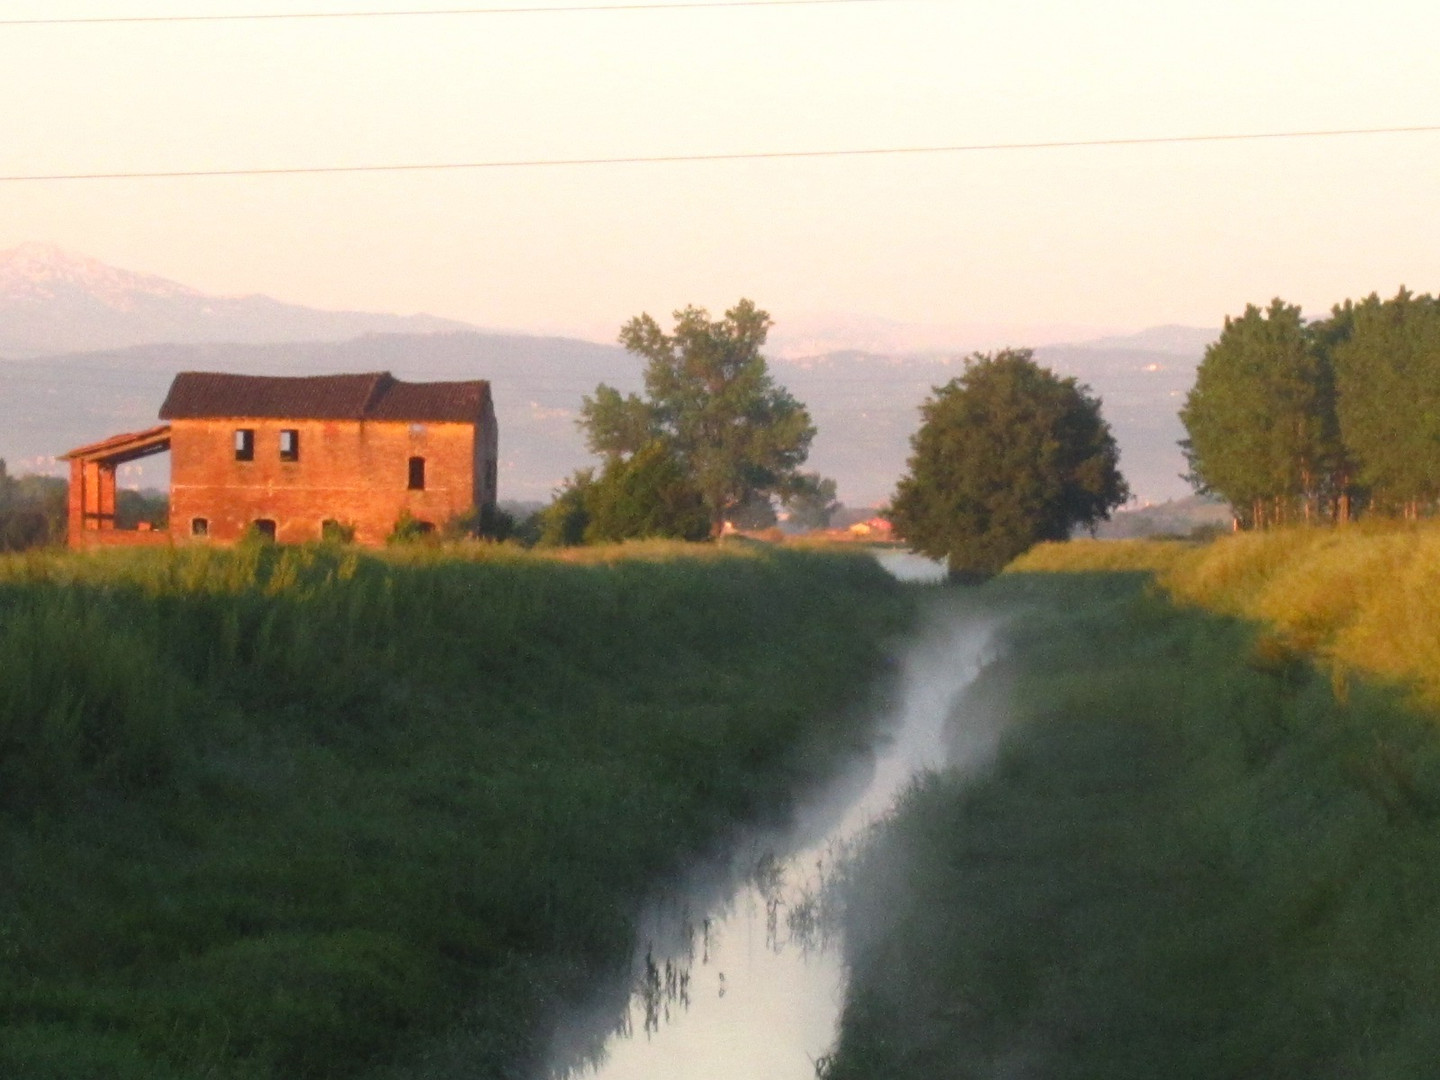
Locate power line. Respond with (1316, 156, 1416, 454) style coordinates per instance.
(0, 0, 907, 27)
(3, 124, 1438, 183)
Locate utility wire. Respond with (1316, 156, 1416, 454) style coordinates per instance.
(3, 124, 1438, 183)
(0, 0, 907, 26)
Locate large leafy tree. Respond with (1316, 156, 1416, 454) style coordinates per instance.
(579, 300, 817, 535)
(1180, 299, 1346, 526)
(1330, 288, 1440, 517)
(889, 349, 1128, 578)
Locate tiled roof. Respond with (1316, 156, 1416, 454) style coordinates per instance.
(158, 372, 490, 423)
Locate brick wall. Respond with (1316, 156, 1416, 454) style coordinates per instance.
(170, 417, 487, 546)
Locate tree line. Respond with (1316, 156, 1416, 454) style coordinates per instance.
(1181, 288, 1440, 526)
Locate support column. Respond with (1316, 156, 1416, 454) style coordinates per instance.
(68, 459, 85, 547)
(97, 463, 116, 530)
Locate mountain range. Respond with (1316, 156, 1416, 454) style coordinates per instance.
(0, 243, 473, 356)
(0, 244, 1215, 507)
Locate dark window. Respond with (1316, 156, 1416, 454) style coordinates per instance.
(279, 429, 300, 462)
(253, 519, 277, 540)
(234, 429, 254, 462)
(408, 456, 426, 491)
(191, 517, 209, 537)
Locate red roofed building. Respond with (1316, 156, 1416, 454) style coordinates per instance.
(62, 371, 497, 548)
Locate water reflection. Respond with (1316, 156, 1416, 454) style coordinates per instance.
(871, 549, 947, 583)
(541, 558, 994, 1080)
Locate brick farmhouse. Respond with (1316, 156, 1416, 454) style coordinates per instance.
(62, 371, 497, 548)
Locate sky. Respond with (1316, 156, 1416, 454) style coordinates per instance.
(3, 0, 1439, 345)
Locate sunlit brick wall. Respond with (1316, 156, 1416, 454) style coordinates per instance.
(169, 417, 484, 545)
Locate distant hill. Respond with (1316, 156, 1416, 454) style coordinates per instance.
(1067, 325, 1219, 357)
(1092, 495, 1232, 539)
(0, 243, 477, 356)
(0, 244, 1218, 507)
(778, 329, 1216, 508)
(1, 333, 636, 501)
(1, 332, 1215, 508)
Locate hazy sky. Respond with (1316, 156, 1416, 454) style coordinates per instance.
(4, 0, 1439, 343)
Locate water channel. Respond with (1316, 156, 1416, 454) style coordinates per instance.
(540, 551, 1002, 1080)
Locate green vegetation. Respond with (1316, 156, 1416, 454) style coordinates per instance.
(0, 541, 912, 1078)
(0, 461, 67, 551)
(1181, 287, 1440, 525)
(535, 443, 711, 547)
(888, 349, 1128, 578)
(577, 300, 829, 537)
(825, 570, 1440, 1079)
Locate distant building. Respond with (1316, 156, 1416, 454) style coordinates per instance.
(848, 516, 894, 540)
(62, 371, 497, 548)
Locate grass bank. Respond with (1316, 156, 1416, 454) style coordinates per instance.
(1013, 522, 1440, 702)
(0, 541, 913, 1079)
(825, 571, 1440, 1079)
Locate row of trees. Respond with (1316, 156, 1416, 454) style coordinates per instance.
(1181, 288, 1440, 525)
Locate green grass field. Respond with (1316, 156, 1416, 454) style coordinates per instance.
(0, 541, 914, 1078)
(825, 570, 1440, 1079)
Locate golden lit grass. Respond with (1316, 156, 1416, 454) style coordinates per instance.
(1007, 538, 1197, 574)
(1008, 523, 1440, 704)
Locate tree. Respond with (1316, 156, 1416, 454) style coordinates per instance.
(1180, 299, 1347, 526)
(579, 300, 816, 535)
(583, 441, 710, 543)
(1330, 288, 1440, 517)
(781, 472, 840, 530)
(889, 349, 1128, 578)
(535, 469, 596, 547)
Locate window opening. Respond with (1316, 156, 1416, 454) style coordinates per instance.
(253, 519, 277, 540)
(279, 429, 300, 462)
(191, 517, 209, 537)
(408, 456, 426, 491)
(234, 428, 254, 461)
